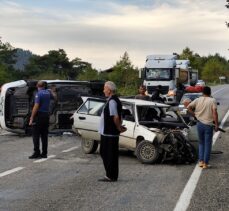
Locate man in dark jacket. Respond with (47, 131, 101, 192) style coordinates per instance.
(151, 85, 164, 102)
(98, 81, 126, 182)
(28, 81, 51, 159)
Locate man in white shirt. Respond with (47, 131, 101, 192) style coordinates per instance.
(187, 86, 218, 169)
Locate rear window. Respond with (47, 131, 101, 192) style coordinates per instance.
(78, 99, 105, 116)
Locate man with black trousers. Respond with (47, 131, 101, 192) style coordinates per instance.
(28, 80, 51, 159)
(98, 81, 126, 182)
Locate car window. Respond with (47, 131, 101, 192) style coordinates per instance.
(137, 106, 162, 121)
(78, 99, 105, 116)
(181, 94, 201, 104)
(122, 103, 134, 120)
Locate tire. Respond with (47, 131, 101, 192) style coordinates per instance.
(81, 139, 98, 154)
(136, 140, 159, 164)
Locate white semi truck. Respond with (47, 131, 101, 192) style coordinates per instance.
(140, 54, 198, 104)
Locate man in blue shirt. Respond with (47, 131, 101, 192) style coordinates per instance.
(29, 81, 51, 159)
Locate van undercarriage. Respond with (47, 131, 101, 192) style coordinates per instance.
(3, 80, 104, 134)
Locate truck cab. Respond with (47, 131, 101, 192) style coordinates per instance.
(142, 55, 177, 95)
(140, 55, 193, 105)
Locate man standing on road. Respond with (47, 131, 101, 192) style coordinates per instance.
(98, 81, 126, 182)
(28, 81, 51, 159)
(151, 85, 165, 103)
(187, 86, 219, 169)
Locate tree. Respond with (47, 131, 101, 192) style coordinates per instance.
(71, 57, 92, 80)
(0, 38, 16, 65)
(201, 54, 229, 83)
(24, 49, 72, 79)
(77, 68, 99, 80)
(0, 38, 17, 82)
(108, 52, 140, 95)
(179, 47, 207, 77)
(0, 63, 10, 84)
(44, 49, 71, 78)
(179, 47, 194, 61)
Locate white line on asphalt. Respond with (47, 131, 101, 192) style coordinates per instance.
(0, 132, 12, 136)
(0, 167, 24, 178)
(212, 87, 227, 96)
(212, 110, 229, 145)
(62, 146, 79, 153)
(33, 155, 56, 163)
(173, 109, 229, 211)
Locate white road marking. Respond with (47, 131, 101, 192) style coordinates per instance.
(33, 155, 56, 163)
(62, 146, 79, 153)
(173, 109, 229, 211)
(212, 87, 227, 96)
(0, 167, 24, 178)
(212, 110, 229, 145)
(0, 131, 13, 136)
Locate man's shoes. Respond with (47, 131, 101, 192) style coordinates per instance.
(98, 176, 117, 182)
(202, 163, 211, 169)
(40, 154, 47, 158)
(199, 161, 204, 167)
(28, 153, 41, 159)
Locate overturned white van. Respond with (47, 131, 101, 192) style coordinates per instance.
(0, 80, 104, 134)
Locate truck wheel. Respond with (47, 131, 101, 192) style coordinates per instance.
(136, 140, 159, 164)
(81, 139, 98, 154)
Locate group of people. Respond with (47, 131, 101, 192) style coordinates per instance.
(28, 80, 219, 183)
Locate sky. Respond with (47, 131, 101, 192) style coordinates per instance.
(1, 0, 229, 70)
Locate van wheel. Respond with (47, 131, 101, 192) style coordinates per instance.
(81, 139, 98, 154)
(136, 140, 159, 164)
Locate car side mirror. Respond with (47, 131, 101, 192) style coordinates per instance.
(124, 115, 135, 122)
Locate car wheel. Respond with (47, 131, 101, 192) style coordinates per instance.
(81, 139, 98, 154)
(136, 140, 159, 164)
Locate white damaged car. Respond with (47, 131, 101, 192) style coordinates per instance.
(73, 97, 198, 164)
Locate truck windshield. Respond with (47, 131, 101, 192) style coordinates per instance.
(145, 68, 171, 80)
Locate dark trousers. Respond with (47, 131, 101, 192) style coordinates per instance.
(100, 135, 119, 181)
(32, 112, 49, 155)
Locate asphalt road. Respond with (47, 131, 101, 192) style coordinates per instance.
(0, 84, 228, 211)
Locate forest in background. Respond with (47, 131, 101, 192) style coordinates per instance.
(0, 38, 228, 95)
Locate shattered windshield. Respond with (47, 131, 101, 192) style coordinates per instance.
(145, 68, 171, 80)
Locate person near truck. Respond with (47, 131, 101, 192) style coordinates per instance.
(98, 81, 126, 182)
(151, 85, 165, 103)
(135, 85, 150, 101)
(187, 86, 219, 169)
(28, 81, 51, 159)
